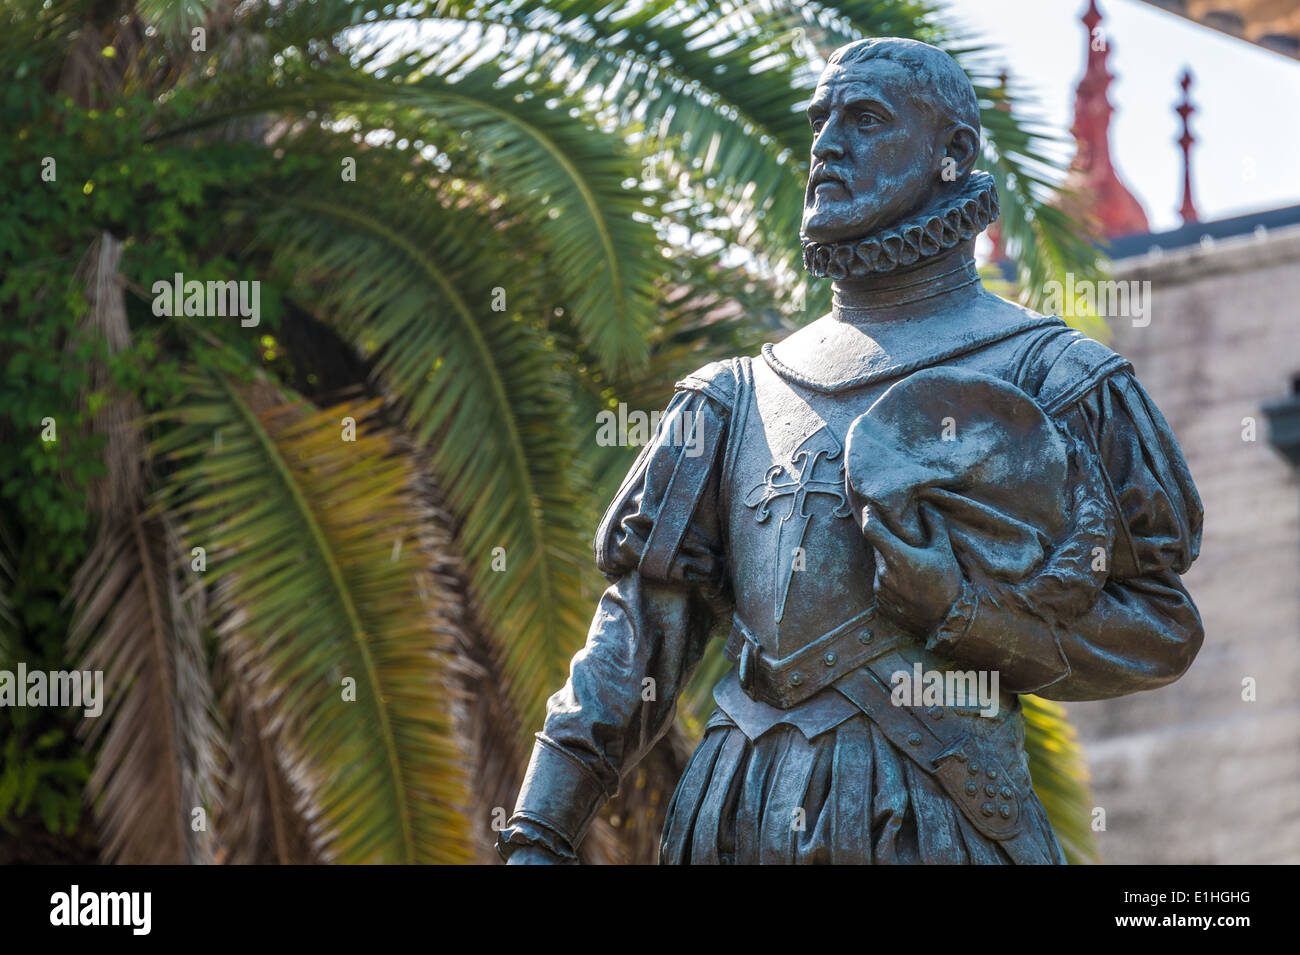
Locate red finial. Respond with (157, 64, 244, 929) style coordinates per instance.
(1082, 0, 1102, 34)
(1065, 0, 1150, 238)
(1176, 69, 1200, 225)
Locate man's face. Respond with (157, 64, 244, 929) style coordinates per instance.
(802, 59, 946, 244)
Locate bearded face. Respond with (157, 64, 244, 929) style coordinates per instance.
(801, 58, 956, 245)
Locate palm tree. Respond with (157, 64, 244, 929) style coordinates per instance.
(0, 0, 1101, 864)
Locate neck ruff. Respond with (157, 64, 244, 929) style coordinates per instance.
(801, 171, 999, 280)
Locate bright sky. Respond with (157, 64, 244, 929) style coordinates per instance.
(946, 0, 1300, 232)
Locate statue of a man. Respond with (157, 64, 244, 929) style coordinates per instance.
(498, 37, 1203, 865)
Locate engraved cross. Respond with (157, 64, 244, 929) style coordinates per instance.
(744, 428, 852, 622)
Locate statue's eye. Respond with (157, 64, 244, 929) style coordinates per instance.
(857, 111, 882, 129)
(810, 117, 826, 134)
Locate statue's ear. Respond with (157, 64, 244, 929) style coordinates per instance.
(939, 123, 980, 182)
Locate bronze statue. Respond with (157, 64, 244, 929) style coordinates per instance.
(498, 37, 1203, 865)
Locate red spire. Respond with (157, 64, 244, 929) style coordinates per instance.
(1065, 0, 1149, 238)
(1176, 69, 1200, 225)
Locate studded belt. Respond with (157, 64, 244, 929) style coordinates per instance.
(722, 606, 914, 709)
(722, 609, 1027, 844)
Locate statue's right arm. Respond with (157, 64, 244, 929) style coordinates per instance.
(498, 366, 737, 863)
(925, 364, 1204, 700)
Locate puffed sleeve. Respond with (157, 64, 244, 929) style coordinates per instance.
(931, 359, 1204, 700)
(497, 363, 736, 861)
(1036, 370, 1204, 699)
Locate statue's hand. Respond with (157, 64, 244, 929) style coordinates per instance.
(983, 437, 1116, 623)
(861, 508, 963, 631)
(505, 844, 573, 865)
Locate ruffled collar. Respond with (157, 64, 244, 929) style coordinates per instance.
(801, 170, 999, 280)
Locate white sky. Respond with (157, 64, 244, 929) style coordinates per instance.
(946, 0, 1300, 232)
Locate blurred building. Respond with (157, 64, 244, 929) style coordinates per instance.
(1044, 0, 1300, 863)
(1144, 0, 1300, 60)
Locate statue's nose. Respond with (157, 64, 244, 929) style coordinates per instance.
(812, 124, 846, 161)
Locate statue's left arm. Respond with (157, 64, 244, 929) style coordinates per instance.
(930, 354, 1204, 701)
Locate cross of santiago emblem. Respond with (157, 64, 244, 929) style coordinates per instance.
(743, 426, 852, 623)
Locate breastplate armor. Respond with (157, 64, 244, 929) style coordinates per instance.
(721, 319, 1061, 669)
(726, 359, 886, 660)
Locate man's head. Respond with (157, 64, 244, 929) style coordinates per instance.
(801, 38, 982, 244)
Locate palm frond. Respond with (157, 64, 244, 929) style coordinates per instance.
(256, 184, 592, 740)
(154, 61, 663, 374)
(678, 638, 734, 739)
(1022, 694, 1100, 864)
(175, 0, 1107, 333)
(409, 1, 813, 267)
(403, 439, 526, 864)
(212, 648, 323, 865)
(975, 93, 1107, 328)
(156, 373, 472, 863)
(134, 0, 222, 41)
(67, 510, 221, 863)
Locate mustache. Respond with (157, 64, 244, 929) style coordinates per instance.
(809, 165, 849, 188)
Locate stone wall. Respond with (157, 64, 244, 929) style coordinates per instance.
(1061, 224, 1300, 863)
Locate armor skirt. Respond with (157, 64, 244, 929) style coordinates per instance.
(660, 710, 1065, 865)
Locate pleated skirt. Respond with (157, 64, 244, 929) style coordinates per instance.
(660, 710, 1065, 865)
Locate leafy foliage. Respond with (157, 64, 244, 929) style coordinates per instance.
(1022, 695, 1099, 865)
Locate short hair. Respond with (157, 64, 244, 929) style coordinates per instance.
(823, 38, 981, 144)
